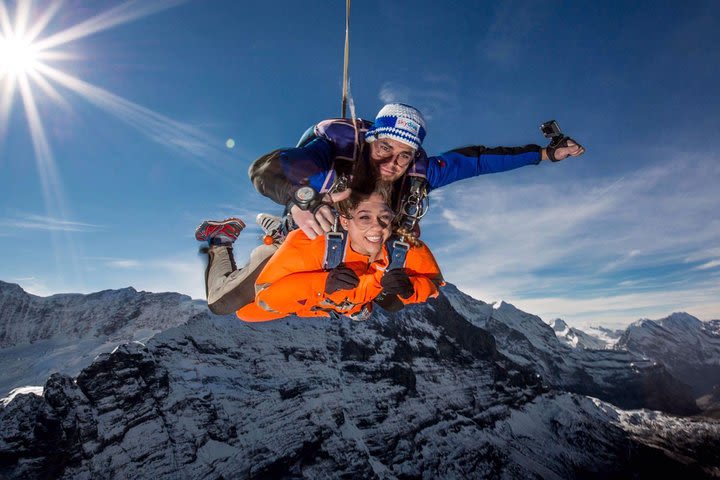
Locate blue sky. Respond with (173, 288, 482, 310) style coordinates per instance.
(1, 0, 718, 329)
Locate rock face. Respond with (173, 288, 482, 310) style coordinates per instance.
(1, 283, 719, 478)
(617, 312, 720, 397)
(0, 280, 205, 396)
(442, 285, 700, 415)
(0, 281, 203, 347)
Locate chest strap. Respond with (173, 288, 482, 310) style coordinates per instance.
(323, 231, 347, 270)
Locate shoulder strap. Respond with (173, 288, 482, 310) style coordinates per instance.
(385, 237, 410, 270)
(323, 231, 347, 270)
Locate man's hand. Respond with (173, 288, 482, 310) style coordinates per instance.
(543, 138, 586, 162)
(291, 189, 352, 239)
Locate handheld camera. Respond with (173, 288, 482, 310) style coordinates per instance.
(540, 120, 566, 148)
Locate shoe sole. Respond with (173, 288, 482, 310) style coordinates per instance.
(195, 218, 245, 242)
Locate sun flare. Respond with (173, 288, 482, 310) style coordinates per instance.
(0, 34, 39, 76)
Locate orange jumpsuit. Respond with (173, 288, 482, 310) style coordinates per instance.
(236, 229, 444, 322)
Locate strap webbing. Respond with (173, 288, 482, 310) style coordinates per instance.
(323, 231, 346, 270)
(387, 239, 409, 270)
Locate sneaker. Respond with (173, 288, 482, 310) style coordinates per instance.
(195, 218, 245, 245)
(256, 213, 285, 244)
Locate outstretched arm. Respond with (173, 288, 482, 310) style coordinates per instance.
(425, 137, 585, 191)
(425, 144, 542, 190)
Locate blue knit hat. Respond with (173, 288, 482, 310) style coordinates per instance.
(365, 103, 427, 150)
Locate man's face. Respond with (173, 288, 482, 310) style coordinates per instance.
(369, 137, 416, 182)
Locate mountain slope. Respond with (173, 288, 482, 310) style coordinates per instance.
(2, 300, 718, 479)
(442, 285, 699, 415)
(0, 280, 205, 396)
(550, 318, 620, 349)
(618, 313, 720, 396)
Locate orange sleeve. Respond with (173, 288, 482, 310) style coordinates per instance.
(400, 243, 445, 305)
(251, 230, 329, 315)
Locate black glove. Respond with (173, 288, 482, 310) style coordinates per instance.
(374, 292, 405, 312)
(546, 136, 582, 162)
(325, 265, 360, 294)
(381, 269, 414, 299)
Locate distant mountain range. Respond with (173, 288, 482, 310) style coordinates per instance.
(1, 280, 718, 479)
(549, 318, 623, 350)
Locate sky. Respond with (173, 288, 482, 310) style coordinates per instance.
(1, 0, 719, 330)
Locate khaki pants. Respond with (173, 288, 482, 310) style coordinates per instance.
(204, 243, 278, 315)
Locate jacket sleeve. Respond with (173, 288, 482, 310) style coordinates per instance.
(251, 230, 329, 315)
(425, 145, 542, 191)
(248, 138, 335, 205)
(399, 243, 445, 305)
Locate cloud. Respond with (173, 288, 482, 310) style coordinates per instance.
(425, 153, 720, 327)
(128, 256, 206, 299)
(106, 259, 141, 269)
(696, 259, 720, 270)
(377, 75, 460, 121)
(503, 282, 720, 330)
(0, 214, 101, 232)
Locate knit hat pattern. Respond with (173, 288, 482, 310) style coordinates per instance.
(365, 103, 427, 150)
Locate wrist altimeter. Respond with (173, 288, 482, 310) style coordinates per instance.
(291, 186, 322, 211)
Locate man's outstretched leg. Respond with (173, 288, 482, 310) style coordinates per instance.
(196, 216, 282, 315)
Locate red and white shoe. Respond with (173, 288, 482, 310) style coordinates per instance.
(195, 218, 245, 245)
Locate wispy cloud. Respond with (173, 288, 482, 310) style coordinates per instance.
(377, 75, 460, 121)
(0, 214, 101, 232)
(107, 259, 141, 269)
(426, 152, 720, 327)
(506, 282, 720, 330)
(695, 259, 720, 271)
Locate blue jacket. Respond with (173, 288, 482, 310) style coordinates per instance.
(249, 134, 542, 205)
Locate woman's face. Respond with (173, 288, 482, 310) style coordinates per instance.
(340, 193, 394, 259)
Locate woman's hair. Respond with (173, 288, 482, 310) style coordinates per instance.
(335, 181, 392, 218)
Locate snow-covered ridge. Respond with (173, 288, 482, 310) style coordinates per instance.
(1, 290, 718, 478)
(617, 311, 720, 397)
(0, 280, 205, 347)
(0, 280, 207, 397)
(548, 318, 623, 350)
(1, 281, 719, 478)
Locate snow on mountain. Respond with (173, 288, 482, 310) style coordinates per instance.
(1, 281, 718, 478)
(0, 280, 206, 397)
(442, 284, 699, 415)
(549, 318, 612, 350)
(584, 325, 624, 347)
(1, 296, 718, 479)
(617, 312, 720, 397)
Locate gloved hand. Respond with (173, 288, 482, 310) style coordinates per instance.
(290, 189, 353, 239)
(325, 265, 360, 294)
(381, 269, 414, 299)
(546, 137, 585, 162)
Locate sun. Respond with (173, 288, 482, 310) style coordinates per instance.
(0, 34, 39, 76)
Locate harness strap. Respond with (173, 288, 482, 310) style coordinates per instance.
(386, 239, 410, 270)
(323, 231, 346, 270)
